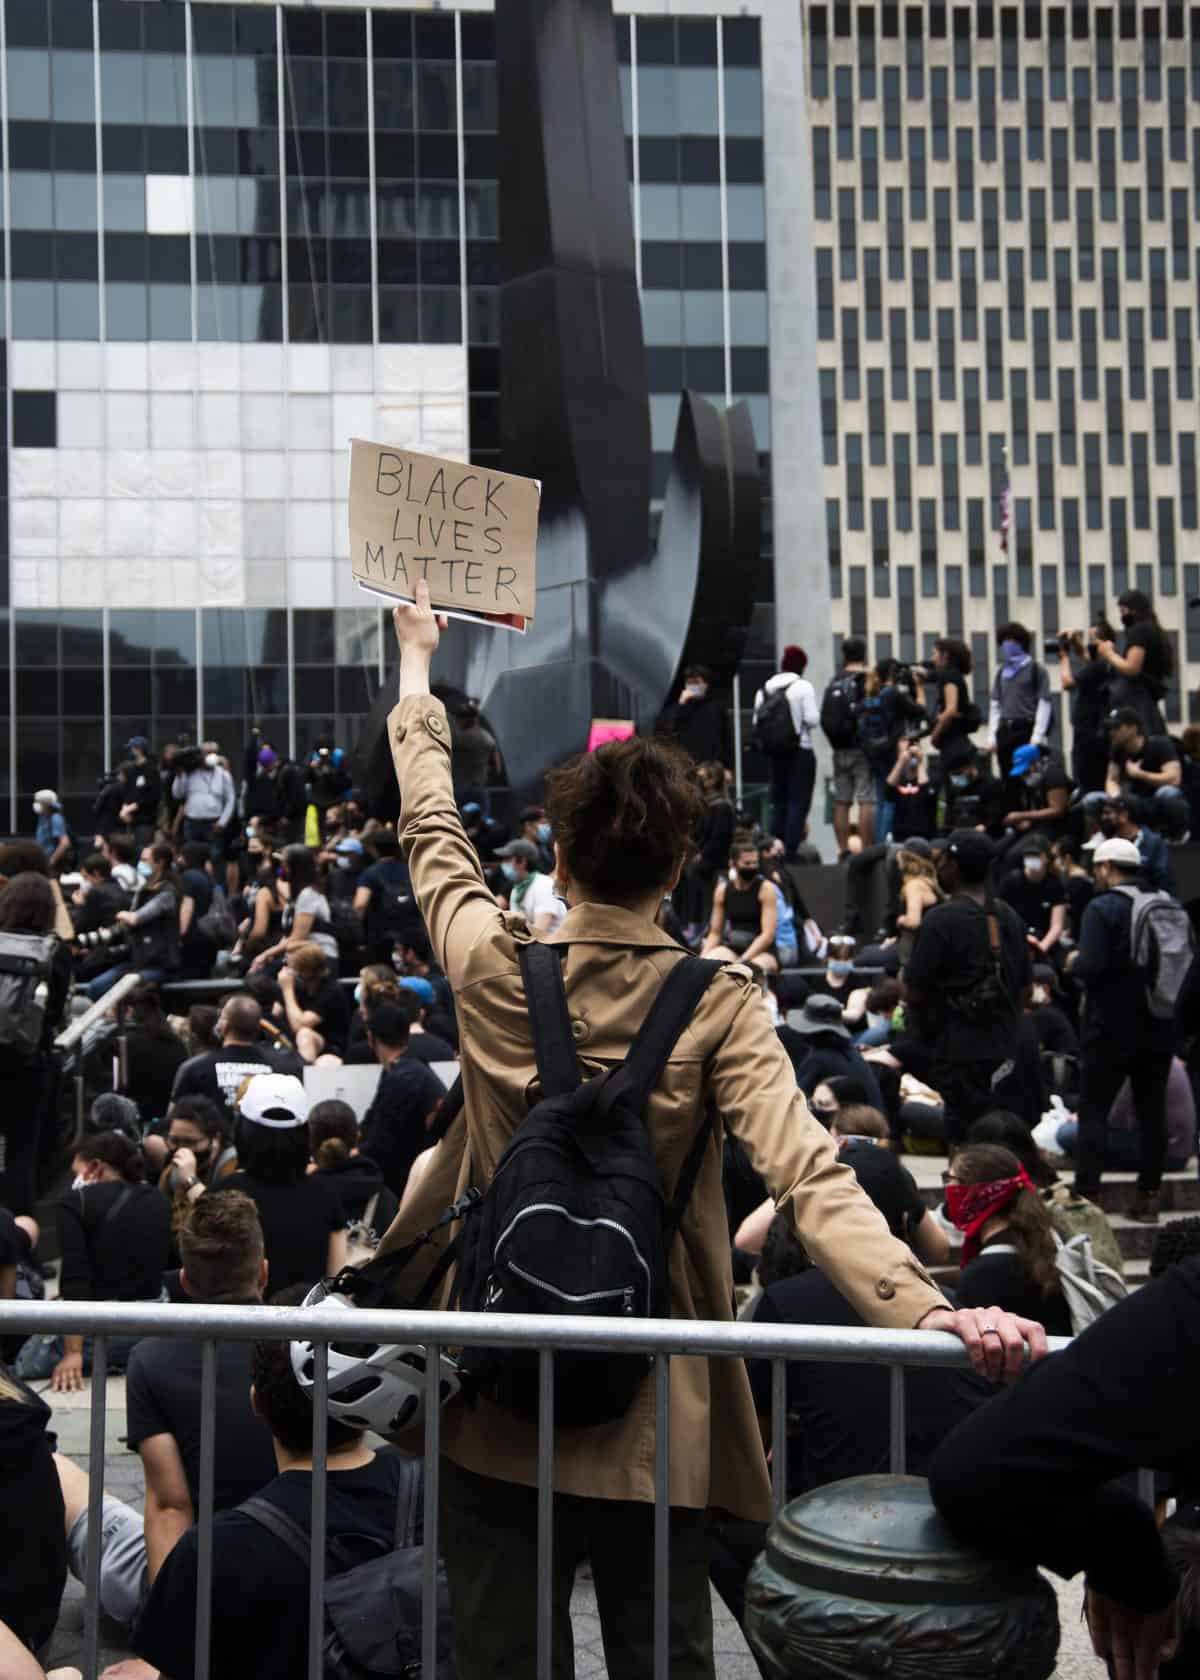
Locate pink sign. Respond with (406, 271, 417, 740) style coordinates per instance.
(587, 718, 636, 753)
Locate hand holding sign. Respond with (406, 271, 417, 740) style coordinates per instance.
(350, 439, 540, 632)
(392, 578, 447, 658)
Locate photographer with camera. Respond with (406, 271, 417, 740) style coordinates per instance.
(927, 639, 979, 774)
(1058, 622, 1115, 794)
(171, 744, 236, 864)
(885, 733, 939, 842)
(987, 624, 1053, 780)
(70, 852, 129, 943)
(85, 842, 183, 1001)
(945, 750, 1010, 836)
(1098, 589, 1173, 735)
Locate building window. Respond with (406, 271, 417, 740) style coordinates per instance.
(836, 66, 854, 158)
(1176, 308, 1194, 401)
(1181, 435, 1197, 529)
(864, 247, 882, 338)
(1171, 188, 1189, 280)
(920, 498, 938, 596)
(1037, 433, 1055, 530)
(980, 66, 997, 160)
(1011, 368, 1029, 465)
(820, 368, 838, 465)
(812, 127, 831, 218)
(827, 498, 842, 597)
(960, 248, 978, 338)
(934, 188, 953, 279)
(1015, 497, 1034, 595)
(1007, 246, 1025, 338)
(956, 127, 974, 221)
(899, 564, 916, 659)
(1048, 4, 1067, 98)
(916, 368, 934, 464)
(1027, 67, 1045, 158)
(908, 128, 927, 219)
(816, 248, 835, 338)
(1132, 433, 1151, 528)
(838, 187, 857, 279)
(986, 307, 1004, 399)
(1054, 247, 1073, 339)
(937, 307, 956, 401)
(1080, 307, 1099, 398)
(1003, 127, 1022, 220)
(932, 67, 949, 159)
(1154, 368, 1172, 465)
(1121, 65, 1139, 160)
(859, 3, 877, 100)
(1170, 65, 1187, 160)
(1102, 248, 1120, 338)
(1159, 500, 1177, 599)
(1030, 189, 1048, 280)
(982, 188, 1000, 278)
(868, 368, 887, 465)
(871, 499, 889, 596)
(1098, 128, 1116, 219)
(887, 188, 906, 278)
(1051, 126, 1069, 218)
(810, 4, 829, 98)
(964, 368, 981, 465)
(1077, 187, 1095, 278)
(847, 433, 864, 529)
(1084, 433, 1103, 529)
(968, 498, 986, 595)
(942, 435, 960, 532)
(842, 305, 860, 398)
(1059, 368, 1077, 465)
(1150, 247, 1168, 338)
(883, 66, 902, 159)
(889, 306, 909, 399)
(1073, 65, 1092, 160)
(1125, 188, 1142, 278)
(1033, 308, 1051, 399)
(1145, 7, 1162, 102)
(954, 5, 972, 98)
(1147, 128, 1164, 221)
(1106, 368, 1125, 465)
(905, 4, 924, 99)
(894, 433, 913, 529)
(1111, 497, 1128, 591)
(913, 248, 930, 338)
(1097, 7, 1114, 101)
(1128, 308, 1146, 399)
(1001, 5, 1020, 100)
(861, 127, 879, 220)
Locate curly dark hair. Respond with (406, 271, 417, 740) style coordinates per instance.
(545, 735, 705, 903)
(73, 1130, 147, 1185)
(1149, 1216, 1200, 1278)
(951, 1143, 1059, 1296)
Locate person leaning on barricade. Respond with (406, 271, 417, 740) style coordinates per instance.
(355, 579, 1049, 1680)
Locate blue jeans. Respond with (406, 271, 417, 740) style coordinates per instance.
(14, 1331, 143, 1381)
(873, 770, 896, 843)
(769, 751, 817, 856)
(86, 962, 165, 1001)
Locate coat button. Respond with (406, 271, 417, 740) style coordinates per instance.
(427, 713, 444, 736)
(875, 1278, 896, 1300)
(570, 1017, 589, 1043)
(394, 725, 407, 743)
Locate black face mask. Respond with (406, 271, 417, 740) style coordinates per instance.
(1099, 818, 1120, 839)
(736, 866, 759, 882)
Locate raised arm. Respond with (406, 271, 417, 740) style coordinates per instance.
(389, 583, 505, 987)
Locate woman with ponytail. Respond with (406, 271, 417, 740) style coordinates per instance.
(14, 1130, 170, 1390)
(307, 1098, 398, 1231)
(944, 1143, 1072, 1334)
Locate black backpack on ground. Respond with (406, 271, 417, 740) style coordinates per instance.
(240, 1455, 455, 1680)
(454, 943, 722, 1428)
(820, 672, 864, 749)
(752, 681, 800, 758)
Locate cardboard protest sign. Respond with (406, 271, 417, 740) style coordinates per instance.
(349, 440, 539, 632)
(588, 719, 636, 752)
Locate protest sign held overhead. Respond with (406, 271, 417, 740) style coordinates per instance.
(349, 439, 539, 632)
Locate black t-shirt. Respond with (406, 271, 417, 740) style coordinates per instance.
(1120, 619, 1170, 701)
(1064, 872, 1094, 936)
(407, 1028, 458, 1068)
(1114, 733, 1180, 797)
(180, 868, 214, 917)
(297, 975, 351, 1056)
(904, 895, 1032, 1062)
(1031, 1003, 1080, 1058)
(956, 1239, 1073, 1336)
(126, 1028, 190, 1124)
(1007, 753, 1073, 837)
(360, 1057, 448, 1197)
(215, 1174, 345, 1294)
(358, 857, 420, 950)
(313, 1153, 399, 1230)
(891, 784, 939, 841)
(56, 1180, 171, 1302)
(998, 867, 1066, 939)
(748, 1271, 990, 1500)
(125, 1335, 277, 1510)
(172, 1044, 277, 1114)
(1072, 656, 1111, 738)
(835, 1140, 927, 1242)
(135, 1452, 407, 1680)
(0, 1374, 68, 1652)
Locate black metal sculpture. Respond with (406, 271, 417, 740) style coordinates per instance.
(354, 0, 760, 810)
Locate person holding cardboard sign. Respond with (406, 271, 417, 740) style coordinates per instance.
(372, 580, 1050, 1680)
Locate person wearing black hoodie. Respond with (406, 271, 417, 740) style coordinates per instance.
(0, 1368, 67, 1655)
(307, 1099, 399, 1233)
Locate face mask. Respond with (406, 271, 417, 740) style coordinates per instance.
(736, 865, 758, 882)
(536, 822, 552, 844)
(1022, 856, 1047, 880)
(334, 856, 352, 869)
(1099, 818, 1119, 839)
(501, 862, 521, 884)
(71, 1172, 88, 1191)
(354, 982, 363, 1005)
(245, 826, 257, 840)
(1000, 639, 1024, 662)
(809, 1102, 837, 1126)
(1030, 985, 1050, 1006)
(686, 682, 707, 698)
(205, 753, 219, 769)
(829, 959, 855, 977)
(949, 773, 970, 791)
(137, 860, 153, 880)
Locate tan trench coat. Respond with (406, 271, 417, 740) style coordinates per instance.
(378, 694, 949, 1522)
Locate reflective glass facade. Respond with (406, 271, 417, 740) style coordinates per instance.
(1, 1, 767, 830)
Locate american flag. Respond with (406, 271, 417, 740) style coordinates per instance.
(998, 468, 1011, 555)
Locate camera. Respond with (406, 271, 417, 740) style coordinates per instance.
(76, 927, 126, 952)
(174, 744, 204, 775)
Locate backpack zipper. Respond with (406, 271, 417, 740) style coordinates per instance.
(493, 1203, 653, 1298)
(504, 1261, 638, 1310)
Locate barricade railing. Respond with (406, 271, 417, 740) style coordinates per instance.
(0, 1299, 1074, 1680)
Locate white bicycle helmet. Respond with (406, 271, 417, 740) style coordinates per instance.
(290, 1281, 463, 1439)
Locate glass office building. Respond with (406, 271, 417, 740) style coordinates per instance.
(809, 0, 1200, 722)
(0, 0, 772, 830)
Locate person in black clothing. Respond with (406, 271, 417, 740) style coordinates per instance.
(1025, 965, 1081, 1059)
(929, 1256, 1200, 1680)
(943, 1143, 1073, 1336)
(353, 829, 420, 965)
(682, 761, 737, 940)
(178, 839, 219, 978)
(0, 1367, 67, 1657)
(0, 872, 73, 1215)
(91, 763, 137, 849)
(396, 982, 457, 1066)
(1058, 622, 1114, 794)
(359, 1000, 448, 1199)
(15, 1130, 170, 1389)
(211, 1074, 347, 1293)
(69, 850, 129, 939)
(703, 834, 779, 967)
(884, 734, 940, 841)
(1053, 834, 1095, 937)
(52, 1190, 279, 1631)
(124, 735, 162, 836)
(927, 636, 976, 773)
(399, 931, 458, 1047)
(780, 995, 885, 1111)
(1096, 587, 1172, 736)
(1070, 836, 1177, 1223)
(132, 1285, 413, 1680)
(655, 662, 730, 766)
(171, 993, 277, 1114)
(1003, 743, 1074, 845)
(308, 1098, 400, 1233)
(122, 983, 190, 1124)
(903, 830, 1036, 1142)
(944, 750, 1010, 836)
(277, 939, 351, 1063)
(998, 835, 1069, 963)
(1095, 707, 1191, 840)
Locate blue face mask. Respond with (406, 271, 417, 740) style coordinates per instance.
(829, 959, 855, 977)
(949, 773, 970, 791)
(354, 982, 363, 1005)
(1001, 638, 1025, 663)
(536, 822, 552, 844)
(136, 860, 153, 880)
(501, 862, 521, 885)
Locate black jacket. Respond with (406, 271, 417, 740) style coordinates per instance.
(0, 1375, 67, 1651)
(1073, 886, 1177, 1052)
(656, 692, 729, 765)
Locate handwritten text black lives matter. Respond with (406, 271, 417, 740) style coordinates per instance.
(360, 452, 521, 609)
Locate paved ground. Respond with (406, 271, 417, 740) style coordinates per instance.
(39, 1377, 1104, 1679)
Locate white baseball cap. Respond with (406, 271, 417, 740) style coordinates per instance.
(237, 1072, 309, 1129)
(1090, 837, 1142, 869)
(33, 788, 58, 807)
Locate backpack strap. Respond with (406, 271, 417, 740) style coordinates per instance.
(392, 1453, 424, 1549)
(518, 941, 581, 1099)
(239, 1495, 312, 1568)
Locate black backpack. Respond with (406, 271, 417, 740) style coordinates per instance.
(820, 673, 864, 749)
(752, 682, 800, 758)
(240, 1455, 455, 1680)
(0, 932, 58, 1060)
(454, 943, 721, 1428)
(856, 690, 893, 764)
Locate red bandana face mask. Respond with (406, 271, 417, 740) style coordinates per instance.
(945, 1168, 1035, 1267)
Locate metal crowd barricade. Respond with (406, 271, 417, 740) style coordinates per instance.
(0, 1299, 1075, 1680)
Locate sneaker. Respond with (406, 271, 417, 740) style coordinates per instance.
(1129, 1190, 1160, 1225)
